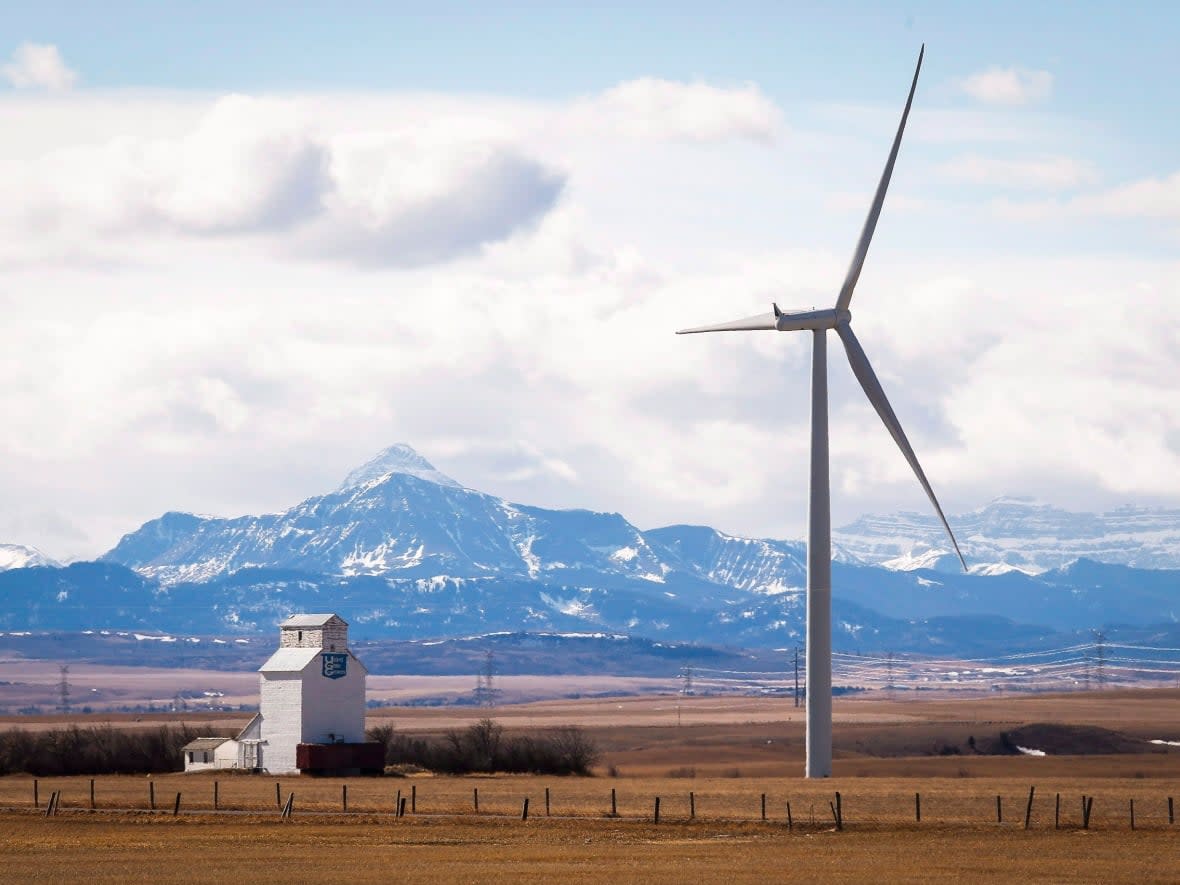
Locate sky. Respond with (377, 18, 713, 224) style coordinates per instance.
(2, 2, 1179, 561)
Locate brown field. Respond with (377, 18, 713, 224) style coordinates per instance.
(2, 773, 1180, 883)
(6, 687, 1180, 881)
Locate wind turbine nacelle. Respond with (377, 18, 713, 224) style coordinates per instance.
(774, 308, 849, 332)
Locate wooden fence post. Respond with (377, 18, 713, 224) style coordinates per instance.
(1055, 792, 1060, 829)
(342, 784, 348, 813)
(44, 791, 57, 817)
(396, 789, 401, 814)
(1130, 799, 1135, 831)
(149, 781, 155, 810)
(835, 791, 843, 831)
(522, 797, 530, 821)
(1083, 796, 1093, 830)
(786, 801, 793, 831)
(611, 788, 617, 817)
(173, 792, 181, 816)
(473, 787, 479, 812)
(399, 797, 407, 818)
(761, 793, 767, 821)
(1024, 786, 1035, 830)
(996, 794, 1002, 823)
(1170, 796, 1175, 825)
(915, 792, 921, 822)
(90, 779, 95, 810)
(654, 796, 661, 824)
(281, 792, 294, 819)
(690, 791, 695, 820)
(545, 787, 550, 817)
(411, 784, 417, 814)
(214, 781, 219, 811)
(33, 779, 38, 808)
(275, 782, 281, 809)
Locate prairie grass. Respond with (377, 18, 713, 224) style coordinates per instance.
(2, 807, 1179, 884)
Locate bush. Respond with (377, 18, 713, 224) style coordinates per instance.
(364, 719, 600, 776)
(0, 724, 210, 775)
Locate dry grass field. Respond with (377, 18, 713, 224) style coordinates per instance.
(6, 688, 1180, 881)
(2, 773, 1180, 884)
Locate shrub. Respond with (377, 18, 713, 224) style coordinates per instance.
(365, 719, 599, 776)
(0, 724, 209, 775)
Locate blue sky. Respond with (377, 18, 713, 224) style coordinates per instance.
(7, 2, 1177, 111)
(2, 2, 1179, 560)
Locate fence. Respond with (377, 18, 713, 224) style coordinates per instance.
(6, 776, 1179, 832)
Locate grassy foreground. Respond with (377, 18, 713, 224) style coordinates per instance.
(4, 772, 1180, 883)
(2, 810, 1178, 884)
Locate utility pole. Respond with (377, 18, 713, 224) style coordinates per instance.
(793, 647, 801, 708)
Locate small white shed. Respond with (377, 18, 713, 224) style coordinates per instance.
(181, 713, 264, 772)
(181, 737, 232, 771)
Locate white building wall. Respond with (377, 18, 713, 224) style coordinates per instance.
(281, 628, 324, 649)
(184, 750, 217, 772)
(301, 651, 367, 744)
(259, 673, 304, 774)
(213, 740, 241, 769)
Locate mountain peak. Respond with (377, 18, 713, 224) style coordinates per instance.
(337, 444, 461, 492)
(0, 543, 59, 572)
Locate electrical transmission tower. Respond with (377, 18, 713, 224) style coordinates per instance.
(885, 651, 896, 699)
(680, 666, 695, 696)
(57, 665, 70, 714)
(473, 651, 500, 707)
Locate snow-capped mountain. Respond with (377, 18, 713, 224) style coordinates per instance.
(337, 443, 463, 492)
(103, 445, 692, 591)
(834, 496, 1180, 574)
(0, 444, 1172, 654)
(0, 543, 58, 572)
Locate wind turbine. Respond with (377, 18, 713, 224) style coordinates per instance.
(677, 45, 965, 778)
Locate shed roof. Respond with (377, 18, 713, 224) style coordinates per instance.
(260, 647, 322, 673)
(181, 737, 231, 752)
(280, 613, 346, 628)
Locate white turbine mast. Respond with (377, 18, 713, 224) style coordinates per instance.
(677, 45, 965, 778)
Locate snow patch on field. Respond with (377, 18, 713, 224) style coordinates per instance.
(1016, 745, 1046, 757)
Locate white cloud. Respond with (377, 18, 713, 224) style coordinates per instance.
(2, 43, 77, 91)
(574, 78, 782, 142)
(307, 135, 564, 266)
(3, 94, 565, 266)
(938, 153, 1097, 191)
(994, 170, 1180, 221)
(960, 67, 1053, 106)
(1073, 171, 1180, 219)
(0, 78, 1177, 561)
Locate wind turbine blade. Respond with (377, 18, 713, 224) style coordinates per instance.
(676, 312, 778, 334)
(835, 321, 966, 570)
(834, 45, 924, 313)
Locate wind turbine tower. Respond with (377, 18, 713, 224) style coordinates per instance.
(678, 46, 965, 778)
